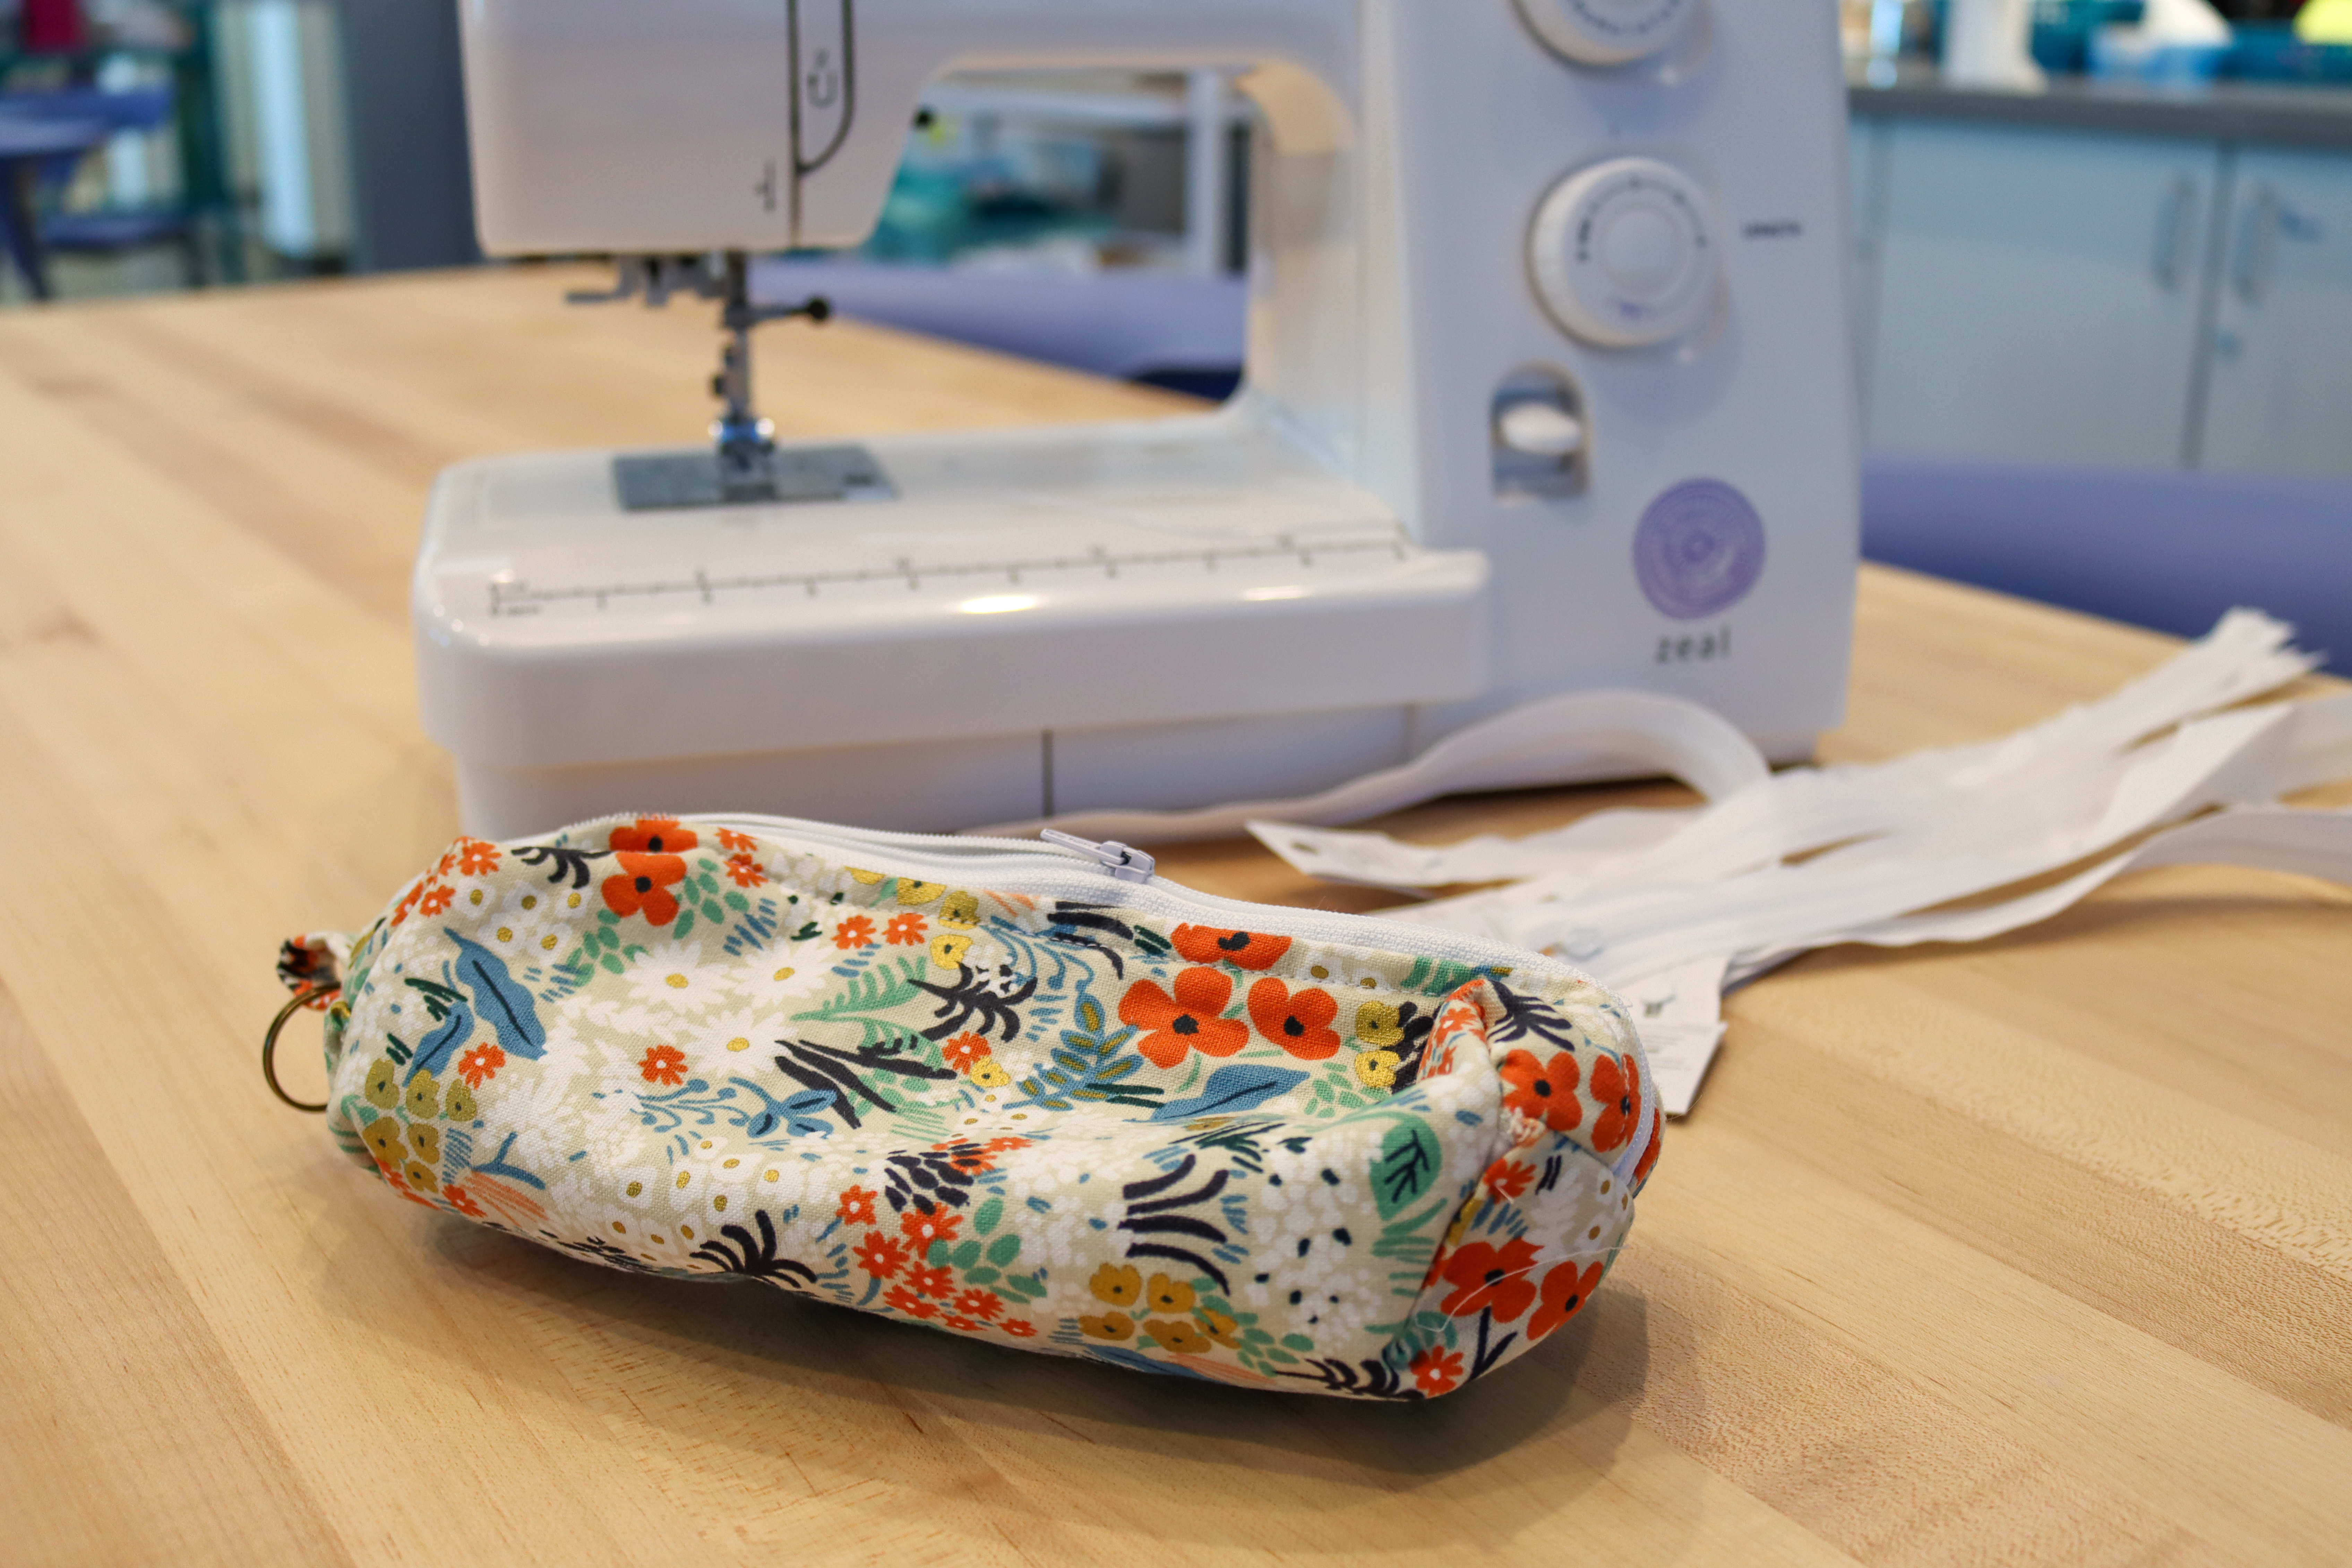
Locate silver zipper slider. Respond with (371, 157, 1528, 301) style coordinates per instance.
(1039, 829, 1157, 883)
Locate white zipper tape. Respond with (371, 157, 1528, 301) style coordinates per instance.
(965, 688, 1771, 845)
(1726, 806, 2352, 986)
(1255, 610, 2321, 892)
(1042, 609, 2342, 1119)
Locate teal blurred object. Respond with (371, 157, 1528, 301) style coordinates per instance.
(2031, 0, 2145, 72)
(857, 154, 1115, 266)
(2227, 22, 2352, 79)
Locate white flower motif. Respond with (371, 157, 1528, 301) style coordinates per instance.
(469, 882, 566, 965)
(745, 932, 844, 1014)
(693, 1005, 792, 1065)
(621, 938, 732, 1012)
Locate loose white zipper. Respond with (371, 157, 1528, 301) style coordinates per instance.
(684, 812, 1596, 988)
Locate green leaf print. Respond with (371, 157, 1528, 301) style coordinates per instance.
(1373, 1120, 1440, 1218)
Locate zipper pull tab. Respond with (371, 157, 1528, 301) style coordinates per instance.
(1039, 829, 1157, 883)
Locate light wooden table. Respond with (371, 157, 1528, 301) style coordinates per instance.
(1, 267, 2346, 1568)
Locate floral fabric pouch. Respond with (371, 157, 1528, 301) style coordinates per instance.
(276, 813, 1659, 1400)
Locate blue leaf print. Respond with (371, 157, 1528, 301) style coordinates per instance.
(447, 930, 547, 1059)
(408, 1000, 473, 1083)
(1146, 1064, 1308, 1122)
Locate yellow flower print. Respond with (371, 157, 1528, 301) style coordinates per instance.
(897, 879, 946, 907)
(1144, 1319, 1212, 1355)
(1144, 1274, 1195, 1315)
(1442, 1197, 1483, 1254)
(408, 1124, 442, 1163)
(364, 1059, 400, 1109)
(969, 1059, 1012, 1089)
(1199, 1308, 1241, 1348)
(1080, 1312, 1134, 1341)
(402, 1158, 439, 1193)
(360, 1116, 405, 1165)
(1353, 1049, 1401, 1090)
(1355, 1000, 1405, 1048)
(442, 1080, 479, 1122)
(929, 931, 973, 970)
(404, 1071, 440, 1120)
(847, 867, 887, 885)
(938, 890, 980, 927)
(1090, 1263, 1142, 1307)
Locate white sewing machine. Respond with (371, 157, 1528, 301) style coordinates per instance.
(417, 0, 1859, 838)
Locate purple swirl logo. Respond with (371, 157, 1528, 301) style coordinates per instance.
(1632, 479, 1766, 620)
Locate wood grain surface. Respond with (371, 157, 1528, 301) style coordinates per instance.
(0, 266, 2345, 1568)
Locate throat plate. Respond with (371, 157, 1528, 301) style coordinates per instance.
(613, 444, 894, 511)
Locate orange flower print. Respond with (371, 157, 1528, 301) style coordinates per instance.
(907, 1263, 955, 1299)
(954, 1289, 1003, 1320)
(1530, 1260, 1605, 1340)
(833, 915, 876, 950)
(942, 1315, 984, 1333)
(1437, 1237, 1542, 1321)
(391, 883, 424, 926)
(716, 828, 756, 853)
(441, 1185, 485, 1218)
(982, 1136, 1033, 1154)
(610, 817, 698, 855)
(883, 1285, 937, 1319)
(932, 1139, 996, 1177)
(723, 852, 766, 888)
(1499, 1049, 1582, 1135)
(884, 911, 927, 945)
(1001, 1319, 1036, 1337)
(1633, 1117, 1663, 1189)
(1119, 967, 1248, 1070)
(418, 884, 454, 917)
(836, 1185, 877, 1225)
(941, 1033, 993, 1073)
(1483, 1159, 1536, 1202)
(456, 839, 501, 876)
(456, 1042, 506, 1089)
(854, 1232, 906, 1278)
(1170, 925, 1293, 971)
(639, 1044, 688, 1086)
(1588, 1053, 1643, 1153)
(1246, 978, 1341, 1060)
(603, 853, 687, 925)
(900, 1202, 962, 1249)
(1410, 1346, 1465, 1395)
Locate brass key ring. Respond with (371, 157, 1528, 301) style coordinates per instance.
(263, 987, 338, 1112)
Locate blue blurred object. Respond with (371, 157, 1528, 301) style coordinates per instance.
(2090, 31, 2232, 80)
(0, 111, 110, 298)
(1862, 454, 2352, 670)
(0, 84, 190, 293)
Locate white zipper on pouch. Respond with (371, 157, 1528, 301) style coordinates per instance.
(685, 812, 1596, 989)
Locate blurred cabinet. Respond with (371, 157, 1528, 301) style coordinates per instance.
(2196, 149, 2352, 475)
(1861, 121, 2219, 466)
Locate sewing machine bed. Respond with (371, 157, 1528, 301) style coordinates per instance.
(417, 409, 1491, 835)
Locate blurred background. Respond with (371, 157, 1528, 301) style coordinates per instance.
(3, 0, 2346, 659)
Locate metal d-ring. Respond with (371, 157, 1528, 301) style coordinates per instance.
(263, 987, 337, 1112)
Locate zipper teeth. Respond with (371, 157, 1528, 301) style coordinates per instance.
(689, 813, 1595, 987)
